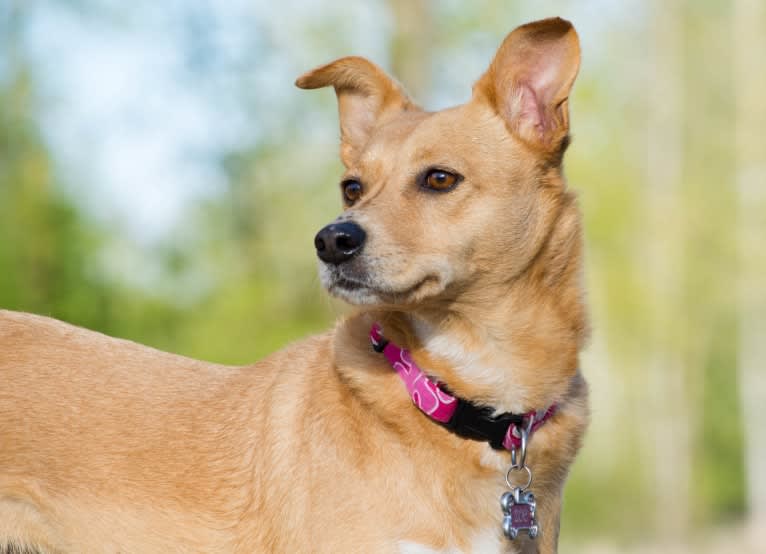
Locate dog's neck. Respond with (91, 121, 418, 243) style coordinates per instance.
(413, 189, 585, 414)
(407, 295, 578, 415)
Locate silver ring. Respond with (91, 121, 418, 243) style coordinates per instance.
(518, 427, 528, 469)
(505, 464, 533, 490)
(525, 413, 535, 434)
(510, 427, 528, 470)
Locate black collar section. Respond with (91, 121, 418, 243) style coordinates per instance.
(440, 396, 524, 451)
(369, 325, 525, 451)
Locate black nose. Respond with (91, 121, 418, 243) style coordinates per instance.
(314, 222, 367, 265)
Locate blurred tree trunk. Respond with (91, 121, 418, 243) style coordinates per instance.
(645, 0, 691, 537)
(734, 0, 766, 530)
(388, 0, 431, 101)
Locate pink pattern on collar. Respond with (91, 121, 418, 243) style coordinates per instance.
(370, 323, 457, 423)
(369, 323, 556, 451)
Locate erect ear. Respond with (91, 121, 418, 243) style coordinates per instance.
(296, 56, 415, 167)
(473, 17, 580, 153)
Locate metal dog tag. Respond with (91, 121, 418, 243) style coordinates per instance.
(500, 487, 539, 540)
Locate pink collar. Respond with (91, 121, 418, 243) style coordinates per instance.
(370, 323, 556, 451)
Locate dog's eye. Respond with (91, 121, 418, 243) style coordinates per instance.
(422, 169, 461, 192)
(341, 180, 363, 205)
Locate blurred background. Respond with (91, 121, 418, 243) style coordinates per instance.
(1, 0, 764, 551)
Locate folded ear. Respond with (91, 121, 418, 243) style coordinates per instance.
(473, 17, 580, 154)
(296, 56, 414, 167)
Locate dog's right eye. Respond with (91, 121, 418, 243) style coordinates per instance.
(418, 168, 463, 193)
(341, 180, 363, 205)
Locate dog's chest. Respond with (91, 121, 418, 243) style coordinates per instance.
(397, 528, 506, 554)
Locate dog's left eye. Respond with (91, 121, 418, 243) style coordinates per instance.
(421, 169, 462, 192)
(341, 179, 363, 205)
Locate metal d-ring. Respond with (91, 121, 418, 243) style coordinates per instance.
(510, 425, 529, 470)
(505, 464, 533, 491)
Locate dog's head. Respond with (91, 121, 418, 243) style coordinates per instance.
(297, 18, 580, 308)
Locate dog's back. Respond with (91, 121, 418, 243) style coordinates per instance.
(2, 310, 501, 553)
(1, 311, 237, 550)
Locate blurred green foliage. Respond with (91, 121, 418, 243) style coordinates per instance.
(0, 63, 113, 329)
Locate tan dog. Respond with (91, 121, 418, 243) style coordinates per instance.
(0, 17, 589, 553)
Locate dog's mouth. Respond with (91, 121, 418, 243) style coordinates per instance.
(333, 274, 368, 291)
(321, 265, 439, 305)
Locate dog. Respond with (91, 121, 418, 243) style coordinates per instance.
(0, 16, 589, 553)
